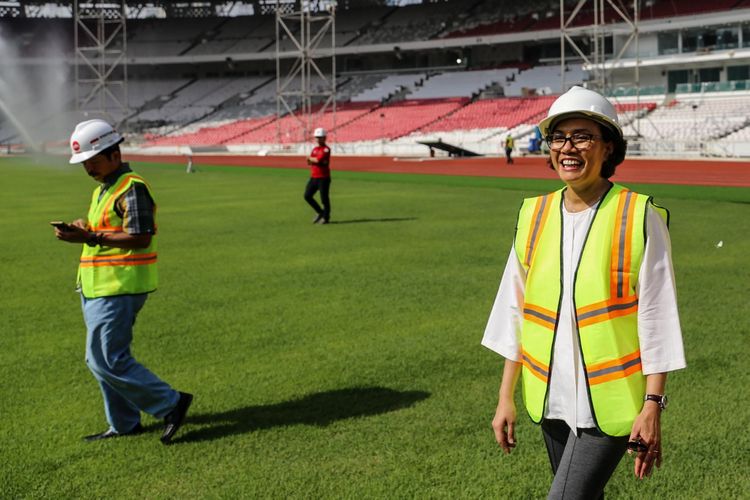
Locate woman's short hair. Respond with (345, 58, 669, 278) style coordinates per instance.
(599, 123, 627, 179)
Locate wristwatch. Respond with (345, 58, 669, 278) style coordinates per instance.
(85, 232, 99, 247)
(644, 394, 668, 410)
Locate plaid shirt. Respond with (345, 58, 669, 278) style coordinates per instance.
(99, 163, 156, 235)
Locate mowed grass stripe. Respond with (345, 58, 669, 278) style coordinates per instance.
(1, 156, 748, 498)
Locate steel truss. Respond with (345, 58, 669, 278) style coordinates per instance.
(275, 0, 336, 145)
(560, 0, 641, 135)
(74, 0, 128, 127)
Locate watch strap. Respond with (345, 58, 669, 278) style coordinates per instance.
(644, 394, 667, 410)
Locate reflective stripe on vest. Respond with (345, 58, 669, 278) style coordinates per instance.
(514, 183, 668, 436)
(77, 172, 158, 298)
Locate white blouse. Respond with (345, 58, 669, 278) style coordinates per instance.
(481, 204, 687, 431)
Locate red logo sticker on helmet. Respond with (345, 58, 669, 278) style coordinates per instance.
(72, 141, 80, 152)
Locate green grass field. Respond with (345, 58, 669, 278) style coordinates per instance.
(1, 156, 748, 499)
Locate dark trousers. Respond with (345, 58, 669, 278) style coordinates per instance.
(304, 177, 331, 219)
(505, 147, 514, 164)
(541, 419, 628, 500)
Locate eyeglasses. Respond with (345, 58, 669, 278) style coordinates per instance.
(545, 132, 604, 151)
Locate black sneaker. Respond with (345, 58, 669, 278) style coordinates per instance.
(161, 392, 193, 445)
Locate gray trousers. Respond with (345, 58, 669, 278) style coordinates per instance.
(542, 419, 628, 500)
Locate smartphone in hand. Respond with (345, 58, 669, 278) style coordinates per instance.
(50, 221, 74, 232)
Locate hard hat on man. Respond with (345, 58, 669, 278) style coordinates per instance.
(69, 119, 124, 164)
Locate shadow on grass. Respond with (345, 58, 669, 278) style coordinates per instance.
(328, 217, 418, 225)
(174, 386, 430, 444)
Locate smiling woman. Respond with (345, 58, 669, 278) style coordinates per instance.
(482, 86, 686, 499)
(546, 117, 612, 205)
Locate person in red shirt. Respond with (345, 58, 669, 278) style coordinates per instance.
(304, 127, 332, 224)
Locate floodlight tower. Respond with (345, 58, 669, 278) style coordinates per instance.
(74, 0, 129, 128)
(559, 0, 641, 134)
(275, 0, 337, 145)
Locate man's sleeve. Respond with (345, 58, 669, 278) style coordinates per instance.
(320, 148, 331, 167)
(116, 183, 156, 235)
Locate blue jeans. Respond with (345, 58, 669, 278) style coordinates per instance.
(82, 294, 179, 433)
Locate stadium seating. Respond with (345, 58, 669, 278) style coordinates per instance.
(333, 98, 468, 142)
(227, 101, 380, 144)
(503, 65, 585, 97)
(407, 69, 517, 100)
(185, 16, 274, 55)
(350, 73, 426, 102)
(443, 0, 741, 38)
(621, 95, 750, 141)
(128, 79, 190, 110)
(144, 115, 275, 147)
(419, 96, 555, 133)
(6, 1, 750, 159)
(144, 101, 379, 146)
(352, 2, 464, 45)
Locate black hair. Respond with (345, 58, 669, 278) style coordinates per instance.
(599, 124, 627, 179)
(100, 143, 121, 161)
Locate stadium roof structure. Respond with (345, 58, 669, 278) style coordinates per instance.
(0, 0, 394, 18)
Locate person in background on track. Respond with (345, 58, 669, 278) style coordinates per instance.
(304, 127, 332, 224)
(504, 134, 515, 164)
(53, 119, 193, 445)
(482, 86, 686, 498)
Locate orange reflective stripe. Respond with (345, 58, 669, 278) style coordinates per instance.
(610, 190, 636, 299)
(88, 226, 123, 232)
(521, 348, 549, 382)
(587, 350, 642, 385)
(524, 194, 553, 268)
(98, 174, 147, 230)
(80, 253, 157, 267)
(576, 295, 638, 327)
(101, 176, 130, 229)
(610, 191, 624, 298)
(523, 303, 558, 330)
(622, 191, 636, 296)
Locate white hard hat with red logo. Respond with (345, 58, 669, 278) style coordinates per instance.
(313, 127, 327, 138)
(538, 86, 622, 138)
(69, 119, 124, 164)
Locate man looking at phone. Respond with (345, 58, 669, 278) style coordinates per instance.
(53, 119, 192, 445)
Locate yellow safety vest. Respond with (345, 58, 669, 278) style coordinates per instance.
(514, 183, 668, 436)
(77, 172, 158, 298)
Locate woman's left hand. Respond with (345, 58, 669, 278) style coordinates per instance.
(628, 402, 662, 479)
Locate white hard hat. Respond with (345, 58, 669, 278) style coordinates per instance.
(69, 119, 124, 164)
(313, 127, 327, 138)
(538, 86, 621, 138)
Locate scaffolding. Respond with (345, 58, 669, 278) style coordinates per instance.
(74, 0, 129, 127)
(275, 0, 336, 145)
(560, 0, 641, 135)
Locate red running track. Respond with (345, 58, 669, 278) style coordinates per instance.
(126, 154, 750, 188)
